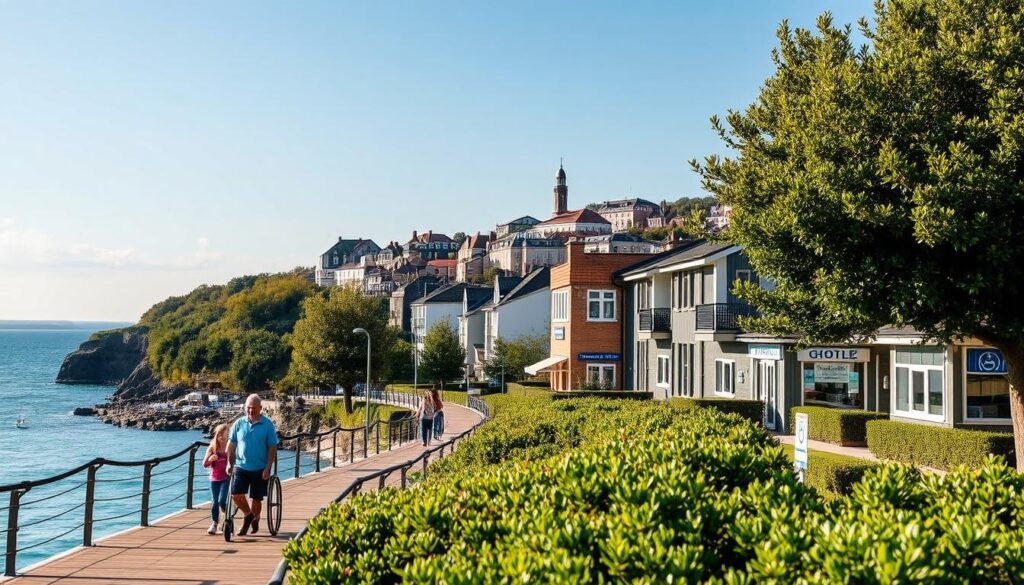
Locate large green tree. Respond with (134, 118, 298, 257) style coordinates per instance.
(419, 319, 463, 387)
(695, 0, 1024, 466)
(287, 286, 400, 413)
(483, 334, 549, 383)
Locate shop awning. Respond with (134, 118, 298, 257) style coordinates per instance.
(525, 355, 568, 376)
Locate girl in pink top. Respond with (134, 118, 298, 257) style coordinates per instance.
(203, 423, 230, 535)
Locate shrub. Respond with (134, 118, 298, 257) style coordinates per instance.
(789, 406, 888, 445)
(504, 382, 554, 398)
(866, 420, 1016, 470)
(782, 444, 878, 499)
(670, 397, 763, 425)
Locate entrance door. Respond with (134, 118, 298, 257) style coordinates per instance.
(757, 360, 777, 430)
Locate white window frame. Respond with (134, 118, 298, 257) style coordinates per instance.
(552, 290, 569, 322)
(961, 346, 1011, 424)
(657, 355, 671, 388)
(892, 347, 945, 422)
(715, 359, 735, 396)
(586, 363, 616, 387)
(587, 289, 616, 322)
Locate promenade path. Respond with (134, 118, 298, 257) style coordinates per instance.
(5, 403, 482, 585)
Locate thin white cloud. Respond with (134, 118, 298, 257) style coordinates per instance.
(0, 219, 222, 271)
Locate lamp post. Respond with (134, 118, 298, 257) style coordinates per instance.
(352, 327, 371, 457)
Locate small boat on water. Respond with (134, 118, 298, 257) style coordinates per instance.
(15, 415, 27, 429)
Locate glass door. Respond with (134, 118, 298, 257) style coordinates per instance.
(757, 360, 777, 430)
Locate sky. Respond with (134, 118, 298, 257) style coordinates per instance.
(0, 1, 874, 322)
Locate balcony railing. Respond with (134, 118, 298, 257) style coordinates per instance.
(695, 303, 756, 332)
(638, 308, 671, 332)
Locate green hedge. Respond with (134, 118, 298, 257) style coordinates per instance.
(781, 444, 878, 499)
(670, 397, 763, 425)
(789, 406, 888, 445)
(551, 390, 653, 400)
(286, 398, 1024, 583)
(866, 420, 1016, 470)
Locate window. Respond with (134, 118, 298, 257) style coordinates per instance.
(894, 346, 945, 419)
(585, 364, 615, 389)
(735, 269, 752, 283)
(673, 271, 697, 309)
(637, 281, 650, 311)
(552, 291, 569, 322)
(588, 290, 616, 321)
(715, 359, 735, 395)
(657, 355, 671, 387)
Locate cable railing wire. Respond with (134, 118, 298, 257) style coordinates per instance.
(92, 489, 146, 504)
(148, 458, 191, 478)
(92, 507, 144, 525)
(17, 502, 87, 530)
(15, 522, 86, 554)
(18, 481, 89, 507)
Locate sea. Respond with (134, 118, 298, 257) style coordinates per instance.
(0, 324, 313, 575)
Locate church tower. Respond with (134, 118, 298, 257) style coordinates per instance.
(553, 161, 568, 215)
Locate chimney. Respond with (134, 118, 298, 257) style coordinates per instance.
(412, 230, 418, 241)
(428, 230, 433, 239)
(338, 236, 343, 242)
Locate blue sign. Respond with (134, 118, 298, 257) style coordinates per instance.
(578, 352, 621, 361)
(967, 348, 1007, 374)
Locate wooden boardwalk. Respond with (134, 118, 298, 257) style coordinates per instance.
(5, 404, 482, 585)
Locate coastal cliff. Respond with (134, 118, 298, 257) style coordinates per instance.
(56, 326, 190, 403)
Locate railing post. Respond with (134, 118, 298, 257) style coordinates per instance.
(5, 488, 23, 577)
(141, 462, 154, 527)
(388, 421, 393, 451)
(83, 464, 98, 546)
(352, 480, 361, 496)
(379, 475, 386, 490)
(400, 466, 407, 488)
(349, 430, 355, 463)
(332, 431, 338, 468)
(293, 437, 302, 479)
(186, 446, 197, 509)
(315, 435, 322, 473)
(422, 453, 429, 480)
(375, 422, 380, 455)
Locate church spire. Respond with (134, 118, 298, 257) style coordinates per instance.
(553, 161, 568, 215)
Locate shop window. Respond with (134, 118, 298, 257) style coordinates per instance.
(965, 347, 1011, 420)
(802, 362, 864, 408)
(657, 355, 671, 387)
(715, 359, 734, 395)
(588, 290, 616, 321)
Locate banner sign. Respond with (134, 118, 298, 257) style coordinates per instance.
(967, 348, 1007, 375)
(748, 344, 782, 360)
(794, 413, 809, 473)
(578, 352, 621, 361)
(797, 347, 870, 362)
(814, 363, 850, 384)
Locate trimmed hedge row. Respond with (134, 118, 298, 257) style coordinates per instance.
(669, 397, 763, 425)
(866, 420, 1016, 470)
(551, 390, 653, 400)
(789, 406, 888, 445)
(286, 398, 1024, 583)
(782, 444, 878, 499)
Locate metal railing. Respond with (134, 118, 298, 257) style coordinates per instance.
(0, 397, 421, 577)
(267, 392, 490, 585)
(638, 308, 671, 332)
(695, 302, 756, 331)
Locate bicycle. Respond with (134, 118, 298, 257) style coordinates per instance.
(223, 472, 283, 542)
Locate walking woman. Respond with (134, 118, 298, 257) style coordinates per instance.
(416, 388, 442, 446)
(202, 423, 230, 534)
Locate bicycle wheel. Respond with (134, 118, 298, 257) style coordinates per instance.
(266, 475, 283, 536)
(223, 477, 236, 542)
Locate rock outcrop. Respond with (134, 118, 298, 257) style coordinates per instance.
(56, 327, 146, 386)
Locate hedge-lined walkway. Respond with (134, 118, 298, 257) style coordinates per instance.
(4, 403, 483, 585)
(775, 433, 947, 476)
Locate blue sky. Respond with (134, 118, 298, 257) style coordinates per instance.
(0, 1, 873, 321)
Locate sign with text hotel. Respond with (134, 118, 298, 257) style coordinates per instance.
(796, 347, 870, 363)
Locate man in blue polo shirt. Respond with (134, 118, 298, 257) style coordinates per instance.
(226, 394, 278, 536)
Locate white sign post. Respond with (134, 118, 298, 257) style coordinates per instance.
(794, 412, 809, 483)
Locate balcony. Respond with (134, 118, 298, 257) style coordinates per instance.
(638, 307, 671, 339)
(695, 303, 756, 334)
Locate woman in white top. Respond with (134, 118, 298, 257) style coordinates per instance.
(417, 388, 442, 446)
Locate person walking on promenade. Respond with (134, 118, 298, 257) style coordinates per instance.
(226, 394, 279, 536)
(416, 388, 441, 446)
(202, 423, 230, 535)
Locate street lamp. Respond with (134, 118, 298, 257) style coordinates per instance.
(352, 327, 371, 457)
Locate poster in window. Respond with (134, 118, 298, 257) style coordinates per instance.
(814, 363, 850, 384)
(803, 368, 815, 391)
(848, 371, 860, 395)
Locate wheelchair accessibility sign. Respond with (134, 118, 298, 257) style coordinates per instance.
(794, 412, 809, 475)
(967, 348, 1007, 375)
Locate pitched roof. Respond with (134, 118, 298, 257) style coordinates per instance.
(538, 209, 611, 226)
(615, 240, 735, 277)
(497, 267, 550, 306)
(497, 215, 540, 227)
(584, 233, 646, 243)
(465, 287, 495, 313)
(463, 233, 491, 250)
(595, 198, 662, 213)
(414, 283, 470, 305)
(407, 231, 453, 245)
(427, 259, 457, 269)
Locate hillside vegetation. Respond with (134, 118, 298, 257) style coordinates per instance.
(140, 270, 318, 390)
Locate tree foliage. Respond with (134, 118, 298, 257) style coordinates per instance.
(694, 0, 1024, 465)
(287, 286, 400, 412)
(468, 266, 502, 285)
(483, 334, 549, 382)
(418, 319, 463, 386)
